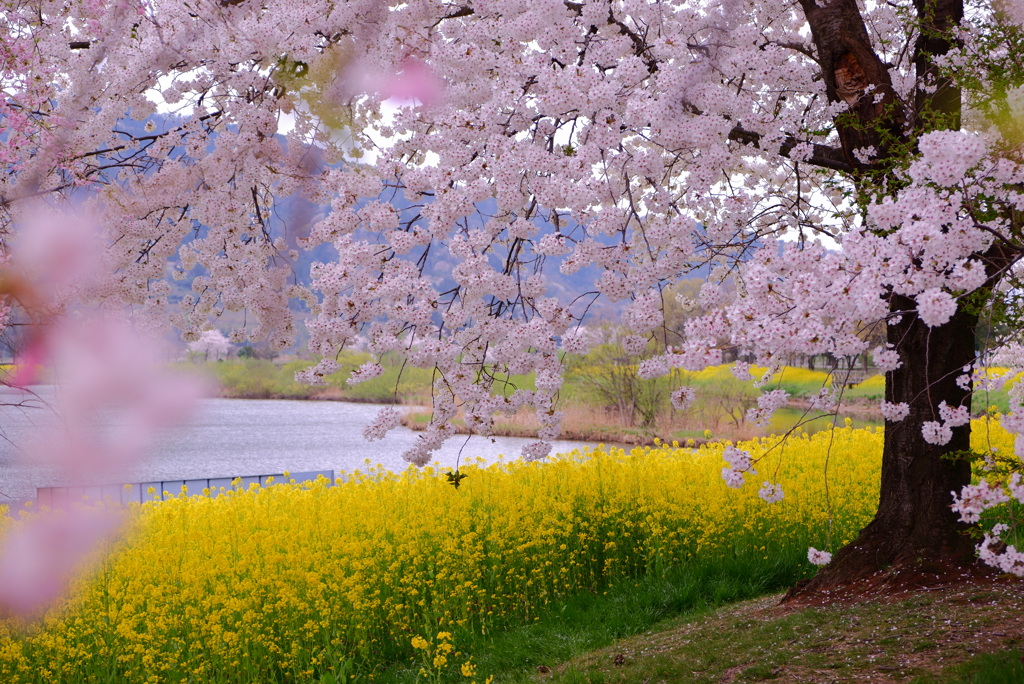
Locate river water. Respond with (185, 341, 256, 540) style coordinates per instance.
(0, 388, 593, 503)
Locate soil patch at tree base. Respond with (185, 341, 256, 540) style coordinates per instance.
(542, 580, 1024, 683)
(782, 558, 1005, 608)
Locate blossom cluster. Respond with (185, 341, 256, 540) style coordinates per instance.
(951, 467, 1024, 577)
(6, 0, 1024, 568)
(746, 389, 790, 428)
(671, 386, 697, 410)
(721, 445, 756, 488)
(807, 547, 833, 566)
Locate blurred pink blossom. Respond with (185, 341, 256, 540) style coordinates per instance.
(0, 505, 122, 617)
(9, 334, 48, 387)
(35, 315, 209, 480)
(379, 57, 444, 106)
(0, 210, 207, 619)
(11, 206, 104, 302)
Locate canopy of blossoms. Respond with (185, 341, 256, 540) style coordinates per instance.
(3, 0, 1024, 580)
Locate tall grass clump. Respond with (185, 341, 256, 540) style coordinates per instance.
(6, 421, 1012, 683)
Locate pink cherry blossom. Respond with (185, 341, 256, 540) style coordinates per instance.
(807, 548, 833, 566)
(379, 57, 444, 107)
(671, 386, 697, 410)
(938, 401, 970, 428)
(347, 362, 385, 386)
(951, 480, 1010, 524)
(0, 506, 123, 617)
(758, 482, 784, 504)
(872, 346, 902, 373)
(921, 421, 953, 446)
(880, 401, 910, 423)
(916, 290, 958, 328)
(363, 407, 403, 441)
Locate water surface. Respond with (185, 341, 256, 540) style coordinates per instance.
(0, 388, 591, 502)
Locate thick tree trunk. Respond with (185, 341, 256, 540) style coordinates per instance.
(789, 296, 981, 597)
(779, 0, 988, 600)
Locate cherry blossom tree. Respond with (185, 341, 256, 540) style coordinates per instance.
(188, 328, 231, 361)
(4, 0, 1024, 594)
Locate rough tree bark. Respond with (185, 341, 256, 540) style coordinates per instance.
(795, 299, 979, 595)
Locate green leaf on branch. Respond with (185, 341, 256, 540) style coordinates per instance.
(446, 470, 468, 489)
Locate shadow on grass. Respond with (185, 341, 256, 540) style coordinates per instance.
(374, 552, 807, 683)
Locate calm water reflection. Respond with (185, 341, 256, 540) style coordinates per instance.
(0, 388, 592, 502)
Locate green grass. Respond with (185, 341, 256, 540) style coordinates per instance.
(201, 358, 311, 398)
(922, 648, 1024, 683)
(185, 353, 438, 403)
(842, 374, 885, 400)
(768, 407, 882, 434)
(526, 583, 1024, 684)
(373, 549, 809, 683)
(188, 353, 536, 405)
(367, 572, 1024, 684)
(842, 371, 1022, 412)
(768, 369, 835, 398)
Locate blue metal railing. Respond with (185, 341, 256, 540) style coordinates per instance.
(33, 470, 336, 507)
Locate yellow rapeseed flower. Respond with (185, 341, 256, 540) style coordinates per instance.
(5, 421, 1008, 682)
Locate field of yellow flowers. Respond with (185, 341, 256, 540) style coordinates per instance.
(0, 421, 1013, 683)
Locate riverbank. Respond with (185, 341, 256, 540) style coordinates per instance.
(218, 385, 405, 404)
(398, 404, 689, 448)
(190, 358, 1022, 446)
(184, 357, 434, 404)
(399, 399, 886, 448)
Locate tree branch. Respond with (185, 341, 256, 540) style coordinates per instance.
(726, 126, 851, 173)
(798, 0, 905, 171)
(73, 110, 224, 161)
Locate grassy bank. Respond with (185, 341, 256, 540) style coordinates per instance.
(398, 362, 892, 447)
(400, 402, 887, 448)
(398, 404, 687, 446)
(184, 353, 437, 404)
(539, 582, 1024, 683)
